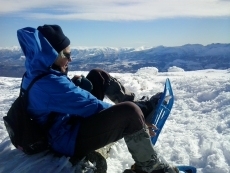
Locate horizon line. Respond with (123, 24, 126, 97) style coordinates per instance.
(1, 42, 229, 50)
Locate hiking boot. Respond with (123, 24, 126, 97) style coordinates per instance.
(134, 92, 163, 122)
(124, 127, 179, 173)
(86, 151, 107, 173)
(70, 151, 107, 173)
(105, 76, 135, 104)
(124, 163, 179, 173)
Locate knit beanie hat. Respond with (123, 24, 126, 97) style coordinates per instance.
(37, 24, 70, 53)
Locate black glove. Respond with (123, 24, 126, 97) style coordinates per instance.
(72, 75, 93, 92)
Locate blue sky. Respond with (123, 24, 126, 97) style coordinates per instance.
(0, 0, 230, 48)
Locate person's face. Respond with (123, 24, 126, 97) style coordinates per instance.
(54, 46, 72, 73)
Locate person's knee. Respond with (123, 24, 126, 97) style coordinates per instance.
(88, 68, 104, 75)
(88, 69, 99, 76)
(124, 101, 141, 111)
(118, 101, 145, 131)
(120, 101, 144, 122)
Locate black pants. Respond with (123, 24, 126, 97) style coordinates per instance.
(73, 69, 145, 159)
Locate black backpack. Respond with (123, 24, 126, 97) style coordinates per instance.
(3, 73, 52, 155)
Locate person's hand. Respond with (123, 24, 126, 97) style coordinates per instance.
(72, 75, 82, 80)
(145, 122, 158, 137)
(71, 75, 93, 92)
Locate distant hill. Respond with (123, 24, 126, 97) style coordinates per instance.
(0, 43, 229, 77)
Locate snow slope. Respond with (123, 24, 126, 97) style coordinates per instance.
(0, 67, 230, 173)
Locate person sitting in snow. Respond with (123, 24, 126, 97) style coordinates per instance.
(17, 24, 179, 173)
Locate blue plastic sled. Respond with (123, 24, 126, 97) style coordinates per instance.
(151, 78, 174, 145)
(177, 166, 197, 173)
(150, 78, 196, 173)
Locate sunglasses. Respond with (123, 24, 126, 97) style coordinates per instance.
(63, 52, 71, 59)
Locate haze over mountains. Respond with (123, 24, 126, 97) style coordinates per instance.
(0, 43, 229, 77)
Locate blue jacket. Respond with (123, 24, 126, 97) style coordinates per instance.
(17, 27, 111, 156)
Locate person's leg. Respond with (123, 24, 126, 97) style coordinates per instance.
(73, 101, 145, 159)
(86, 68, 135, 103)
(86, 68, 110, 100)
(124, 129, 179, 173)
(73, 101, 178, 173)
(105, 75, 135, 104)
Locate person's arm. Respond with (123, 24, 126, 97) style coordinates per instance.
(40, 75, 111, 117)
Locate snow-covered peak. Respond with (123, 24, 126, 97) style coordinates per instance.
(0, 46, 21, 51)
(1, 43, 229, 77)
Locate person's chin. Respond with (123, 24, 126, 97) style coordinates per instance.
(61, 65, 68, 74)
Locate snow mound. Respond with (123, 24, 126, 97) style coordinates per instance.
(168, 66, 185, 72)
(135, 67, 158, 76)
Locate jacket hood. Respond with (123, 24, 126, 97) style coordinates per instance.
(17, 27, 58, 77)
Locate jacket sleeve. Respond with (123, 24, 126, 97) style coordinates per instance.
(33, 74, 112, 118)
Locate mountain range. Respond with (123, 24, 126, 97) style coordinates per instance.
(0, 43, 229, 77)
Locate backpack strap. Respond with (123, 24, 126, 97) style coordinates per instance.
(21, 73, 49, 96)
(20, 73, 56, 130)
(19, 73, 26, 97)
(19, 73, 51, 111)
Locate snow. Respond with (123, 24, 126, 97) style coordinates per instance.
(0, 46, 21, 51)
(0, 67, 230, 173)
